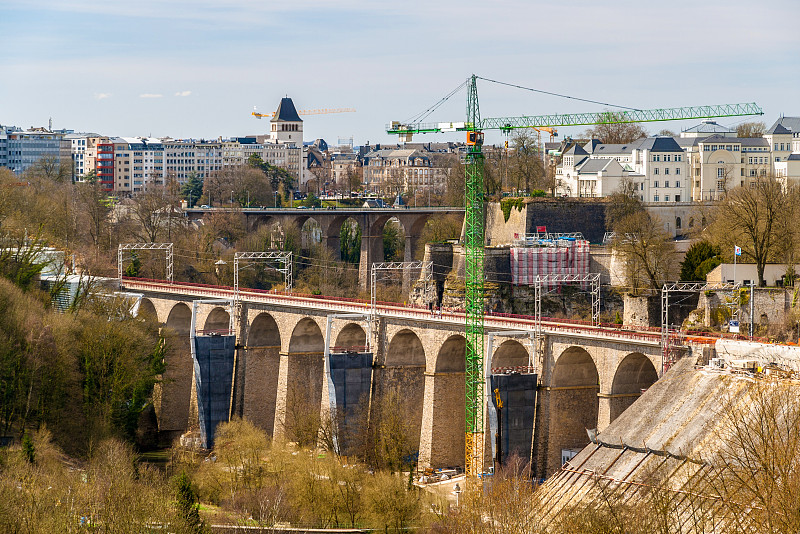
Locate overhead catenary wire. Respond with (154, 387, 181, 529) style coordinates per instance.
(476, 76, 641, 112)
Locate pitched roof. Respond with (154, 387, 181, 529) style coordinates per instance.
(637, 136, 684, 152)
(576, 158, 619, 174)
(583, 139, 602, 153)
(740, 137, 769, 147)
(563, 144, 589, 156)
(682, 119, 734, 134)
(270, 97, 302, 123)
(767, 117, 800, 134)
(788, 154, 800, 161)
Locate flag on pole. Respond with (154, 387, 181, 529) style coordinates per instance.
(536, 226, 547, 233)
(735, 246, 742, 256)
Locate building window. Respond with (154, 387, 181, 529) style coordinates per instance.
(676, 155, 682, 161)
(676, 181, 680, 188)
(665, 168, 670, 175)
(665, 180, 670, 188)
(654, 195, 660, 202)
(676, 217, 682, 229)
(741, 168, 745, 176)
(664, 154, 671, 162)
(675, 195, 681, 202)
(717, 179, 725, 191)
(665, 195, 670, 201)
(654, 180, 659, 188)
(653, 154, 661, 162)
(675, 168, 680, 175)
(717, 168, 725, 178)
(654, 168, 659, 175)
(750, 169, 756, 176)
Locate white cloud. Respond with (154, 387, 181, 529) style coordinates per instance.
(175, 90, 192, 97)
(139, 93, 163, 98)
(94, 92, 111, 100)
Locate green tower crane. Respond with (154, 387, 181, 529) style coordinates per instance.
(387, 75, 763, 476)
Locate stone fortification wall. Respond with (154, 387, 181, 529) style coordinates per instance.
(697, 288, 795, 329)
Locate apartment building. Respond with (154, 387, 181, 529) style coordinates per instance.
(362, 148, 444, 195)
(112, 137, 164, 193)
(0, 126, 66, 175)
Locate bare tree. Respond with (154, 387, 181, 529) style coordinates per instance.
(128, 184, 179, 243)
(26, 154, 71, 183)
(584, 111, 648, 144)
(736, 121, 767, 138)
(707, 177, 798, 286)
(509, 130, 545, 194)
(613, 211, 676, 292)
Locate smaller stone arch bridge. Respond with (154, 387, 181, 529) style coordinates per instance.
(185, 207, 464, 288)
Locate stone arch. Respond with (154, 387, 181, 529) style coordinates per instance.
(299, 215, 323, 249)
(386, 329, 425, 366)
(288, 317, 324, 353)
(435, 334, 466, 373)
(250, 215, 286, 248)
(248, 312, 281, 347)
(424, 334, 466, 468)
(165, 302, 191, 335)
(243, 312, 282, 436)
(552, 346, 599, 387)
(279, 317, 326, 443)
(379, 329, 426, 456)
(138, 297, 158, 322)
(327, 215, 363, 263)
(609, 352, 658, 422)
(675, 216, 682, 230)
(334, 323, 366, 349)
(158, 301, 193, 439)
(382, 217, 405, 262)
(204, 307, 230, 332)
(547, 346, 599, 475)
(491, 339, 530, 370)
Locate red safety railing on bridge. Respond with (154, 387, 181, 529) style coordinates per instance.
(120, 276, 747, 346)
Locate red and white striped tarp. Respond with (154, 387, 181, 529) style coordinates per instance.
(510, 240, 590, 288)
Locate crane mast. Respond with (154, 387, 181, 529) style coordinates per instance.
(387, 75, 763, 477)
(464, 76, 485, 477)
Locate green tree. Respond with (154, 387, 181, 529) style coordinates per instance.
(180, 173, 204, 207)
(340, 220, 361, 264)
(174, 471, 206, 533)
(382, 221, 405, 262)
(21, 433, 35, 464)
(680, 241, 721, 281)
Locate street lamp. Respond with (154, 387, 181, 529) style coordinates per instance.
(230, 190, 234, 206)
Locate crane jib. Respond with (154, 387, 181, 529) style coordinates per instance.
(386, 102, 763, 135)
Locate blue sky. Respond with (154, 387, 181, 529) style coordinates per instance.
(2, 0, 798, 145)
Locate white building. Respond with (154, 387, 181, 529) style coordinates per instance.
(557, 136, 689, 202)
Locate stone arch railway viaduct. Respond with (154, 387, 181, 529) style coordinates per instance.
(125, 278, 664, 477)
(185, 207, 463, 288)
